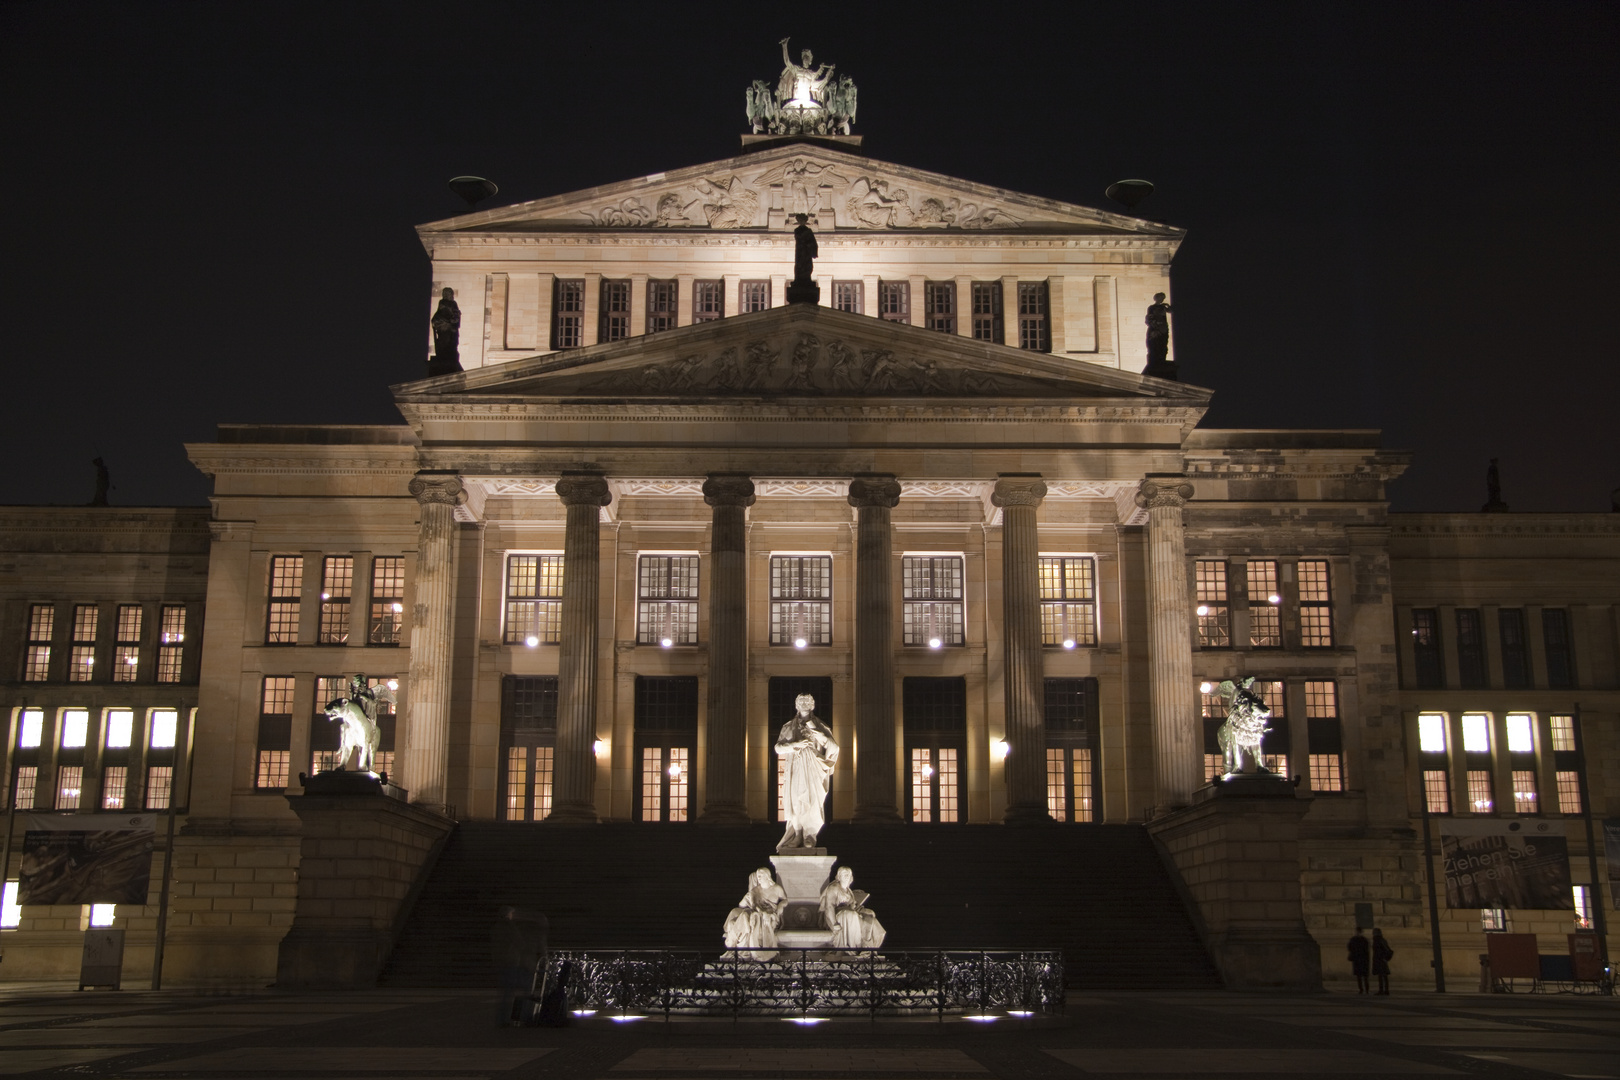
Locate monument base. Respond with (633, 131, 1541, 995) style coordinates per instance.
(771, 851, 836, 938)
(786, 280, 820, 305)
(1142, 358, 1179, 381)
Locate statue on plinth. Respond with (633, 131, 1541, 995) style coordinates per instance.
(1143, 292, 1175, 378)
(1482, 457, 1510, 512)
(819, 867, 885, 951)
(322, 673, 395, 774)
(742, 40, 857, 137)
(1215, 677, 1272, 777)
(786, 214, 820, 305)
(429, 287, 462, 374)
(775, 694, 838, 850)
(723, 867, 787, 959)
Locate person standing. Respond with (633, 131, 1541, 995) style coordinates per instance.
(1347, 927, 1371, 994)
(1372, 928, 1394, 995)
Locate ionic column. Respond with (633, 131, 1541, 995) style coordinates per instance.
(993, 474, 1050, 824)
(1136, 477, 1199, 812)
(849, 475, 903, 825)
(547, 472, 612, 824)
(402, 472, 464, 814)
(699, 474, 755, 824)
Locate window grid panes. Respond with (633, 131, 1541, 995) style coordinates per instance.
(910, 747, 959, 822)
(1466, 770, 1494, 814)
(1424, 770, 1451, 814)
(115, 604, 142, 679)
(646, 279, 677, 332)
(157, 605, 185, 682)
(257, 676, 295, 791)
(506, 746, 528, 820)
(1456, 609, 1485, 688)
(1499, 608, 1528, 688)
(145, 766, 173, 810)
(1555, 771, 1582, 814)
(319, 556, 353, 644)
(1550, 714, 1576, 752)
(1038, 556, 1097, 647)
(1016, 282, 1049, 351)
(13, 766, 37, 809)
(637, 556, 699, 645)
(1195, 561, 1230, 647)
(369, 557, 405, 644)
(505, 554, 564, 645)
(311, 676, 349, 773)
(769, 556, 832, 646)
(739, 280, 770, 313)
(101, 765, 127, 810)
(25, 603, 53, 682)
(970, 281, 1002, 342)
(69, 645, 95, 682)
(56, 765, 83, 810)
(1542, 609, 1574, 689)
(640, 746, 689, 822)
(1305, 680, 1342, 792)
(1511, 770, 1538, 814)
(692, 280, 723, 322)
(924, 281, 955, 333)
(267, 556, 303, 644)
(552, 279, 583, 348)
(902, 556, 965, 647)
(1298, 561, 1333, 646)
(70, 604, 98, 682)
(832, 281, 862, 314)
(1246, 562, 1281, 646)
(599, 279, 630, 342)
(1045, 748, 1066, 819)
(878, 281, 908, 323)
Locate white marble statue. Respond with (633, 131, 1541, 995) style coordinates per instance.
(775, 694, 838, 851)
(1216, 677, 1272, 775)
(723, 867, 787, 958)
(819, 866, 885, 951)
(322, 673, 394, 774)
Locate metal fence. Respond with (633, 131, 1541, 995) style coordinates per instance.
(548, 948, 1064, 1019)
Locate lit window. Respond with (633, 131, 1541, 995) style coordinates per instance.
(636, 556, 699, 646)
(1016, 282, 1049, 351)
(1247, 562, 1281, 647)
(319, 557, 353, 644)
(149, 709, 177, 749)
(105, 709, 133, 749)
(1418, 713, 1448, 754)
(599, 279, 630, 342)
(1462, 713, 1491, 753)
(1556, 771, 1582, 814)
(1511, 770, 1538, 814)
(1194, 561, 1230, 647)
(504, 745, 552, 822)
(311, 677, 350, 773)
(647, 279, 677, 332)
(909, 747, 958, 822)
(504, 554, 564, 645)
(692, 280, 723, 323)
(1305, 680, 1342, 792)
(1481, 908, 1508, 932)
(56, 765, 83, 810)
(1, 880, 19, 929)
(970, 281, 1002, 342)
(1550, 714, 1576, 752)
(88, 904, 116, 928)
(832, 280, 862, 314)
(145, 766, 173, 810)
(1039, 557, 1097, 647)
(878, 281, 909, 323)
(1506, 713, 1534, 753)
(101, 765, 127, 810)
(12, 767, 37, 810)
(368, 557, 405, 644)
(552, 279, 583, 348)
(1466, 770, 1494, 813)
(70, 604, 98, 682)
(1046, 748, 1066, 819)
(257, 678, 294, 791)
(61, 709, 89, 749)
(25, 603, 54, 682)
(1298, 561, 1333, 646)
(639, 746, 689, 822)
(157, 605, 185, 682)
(1423, 770, 1451, 814)
(1574, 885, 1594, 930)
(267, 556, 303, 644)
(1072, 748, 1093, 822)
(18, 708, 44, 749)
(368, 676, 398, 777)
(1200, 686, 1226, 781)
(739, 280, 770, 314)
(769, 556, 831, 647)
(902, 556, 964, 647)
(1257, 680, 1288, 776)
(924, 281, 955, 333)
(113, 605, 142, 683)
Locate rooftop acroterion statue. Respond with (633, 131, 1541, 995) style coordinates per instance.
(745, 40, 858, 137)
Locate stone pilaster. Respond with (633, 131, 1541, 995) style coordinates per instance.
(1136, 477, 1199, 812)
(699, 474, 755, 824)
(547, 473, 611, 824)
(849, 475, 903, 825)
(401, 472, 463, 814)
(993, 475, 1050, 824)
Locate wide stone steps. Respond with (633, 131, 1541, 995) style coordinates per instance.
(380, 822, 1220, 989)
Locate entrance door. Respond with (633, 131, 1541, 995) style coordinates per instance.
(1045, 677, 1100, 822)
(634, 676, 698, 822)
(767, 676, 833, 823)
(903, 677, 966, 822)
(499, 676, 557, 821)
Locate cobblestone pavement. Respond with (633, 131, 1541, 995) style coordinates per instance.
(0, 985, 1614, 1079)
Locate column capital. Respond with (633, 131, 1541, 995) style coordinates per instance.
(409, 473, 464, 507)
(702, 474, 757, 508)
(991, 474, 1047, 508)
(847, 475, 901, 509)
(1134, 477, 1195, 511)
(555, 472, 612, 508)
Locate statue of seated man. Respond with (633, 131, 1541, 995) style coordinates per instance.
(819, 866, 885, 951)
(723, 867, 786, 959)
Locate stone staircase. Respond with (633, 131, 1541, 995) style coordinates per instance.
(379, 822, 1220, 989)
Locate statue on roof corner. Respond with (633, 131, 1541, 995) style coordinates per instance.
(744, 40, 857, 137)
(428, 287, 462, 376)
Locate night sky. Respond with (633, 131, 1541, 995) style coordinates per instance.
(2, 1, 1615, 512)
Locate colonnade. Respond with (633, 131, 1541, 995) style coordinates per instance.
(399, 470, 1201, 823)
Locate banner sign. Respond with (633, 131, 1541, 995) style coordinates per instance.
(1441, 818, 1570, 910)
(1606, 821, 1620, 893)
(18, 814, 156, 906)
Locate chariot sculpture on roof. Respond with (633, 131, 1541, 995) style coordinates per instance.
(746, 39, 857, 137)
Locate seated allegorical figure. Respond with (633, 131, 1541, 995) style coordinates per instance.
(723, 867, 787, 957)
(818, 866, 885, 951)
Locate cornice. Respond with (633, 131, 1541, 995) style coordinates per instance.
(401, 401, 1204, 425)
(186, 444, 421, 478)
(427, 233, 1178, 252)
(1389, 514, 1620, 537)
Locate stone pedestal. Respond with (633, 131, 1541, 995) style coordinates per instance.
(276, 785, 454, 989)
(770, 851, 836, 947)
(1146, 778, 1322, 991)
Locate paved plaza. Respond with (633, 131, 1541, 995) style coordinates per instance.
(0, 986, 1614, 1079)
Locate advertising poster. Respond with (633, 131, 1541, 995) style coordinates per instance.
(1441, 818, 1571, 909)
(17, 814, 156, 906)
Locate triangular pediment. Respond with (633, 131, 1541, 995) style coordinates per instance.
(418, 142, 1180, 239)
(393, 305, 1209, 405)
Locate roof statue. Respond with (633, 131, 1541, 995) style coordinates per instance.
(746, 39, 857, 137)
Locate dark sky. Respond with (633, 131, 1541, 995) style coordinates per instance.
(2, 1, 1616, 512)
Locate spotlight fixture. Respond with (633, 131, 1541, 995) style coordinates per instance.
(1062, 638, 1076, 649)
(992, 739, 1010, 761)
(794, 637, 808, 649)
(668, 762, 683, 778)
(661, 636, 674, 648)
(1196, 604, 1209, 617)
(1199, 681, 1214, 694)
(592, 739, 608, 757)
(525, 635, 539, 648)
(928, 636, 943, 649)
(1268, 594, 1281, 604)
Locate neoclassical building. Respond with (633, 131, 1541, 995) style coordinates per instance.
(2, 130, 1614, 987)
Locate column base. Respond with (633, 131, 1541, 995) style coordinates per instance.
(696, 804, 752, 826)
(1002, 803, 1057, 826)
(543, 802, 599, 825)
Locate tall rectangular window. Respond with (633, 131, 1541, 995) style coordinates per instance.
(318, 556, 353, 644)
(2, 880, 20, 929)
(1016, 282, 1049, 351)
(1246, 562, 1281, 647)
(637, 556, 699, 646)
(832, 281, 862, 314)
(156, 605, 185, 682)
(1038, 556, 1097, 647)
(256, 677, 295, 790)
(878, 281, 908, 323)
(1412, 608, 1443, 688)
(909, 747, 959, 822)
(1506, 713, 1537, 814)
(1298, 560, 1333, 647)
(13, 767, 37, 810)
(1542, 609, 1574, 689)
(368, 557, 404, 644)
(310, 677, 349, 773)
(1556, 771, 1582, 815)
(970, 281, 1002, 342)
(924, 281, 955, 333)
(113, 605, 142, 683)
(1466, 770, 1494, 814)
(70, 604, 98, 682)
(267, 556, 303, 644)
(101, 765, 127, 810)
(1195, 561, 1230, 647)
(552, 279, 583, 348)
(739, 280, 770, 313)
(1201, 684, 1224, 781)
(368, 677, 397, 777)
(692, 280, 723, 323)
(1424, 770, 1451, 814)
(146, 766, 173, 811)
(17, 708, 43, 749)
(56, 765, 83, 811)
(646, 279, 677, 332)
(769, 555, 831, 647)
(1511, 770, 1539, 814)
(1305, 680, 1342, 792)
(599, 279, 630, 342)
(1499, 608, 1528, 688)
(504, 554, 564, 645)
(1550, 713, 1582, 814)
(1258, 680, 1288, 776)
(25, 603, 54, 681)
(902, 556, 964, 647)
(1455, 608, 1485, 689)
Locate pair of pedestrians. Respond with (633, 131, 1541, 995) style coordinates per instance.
(1348, 927, 1394, 994)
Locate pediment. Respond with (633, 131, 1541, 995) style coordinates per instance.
(418, 142, 1180, 239)
(394, 305, 1209, 405)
